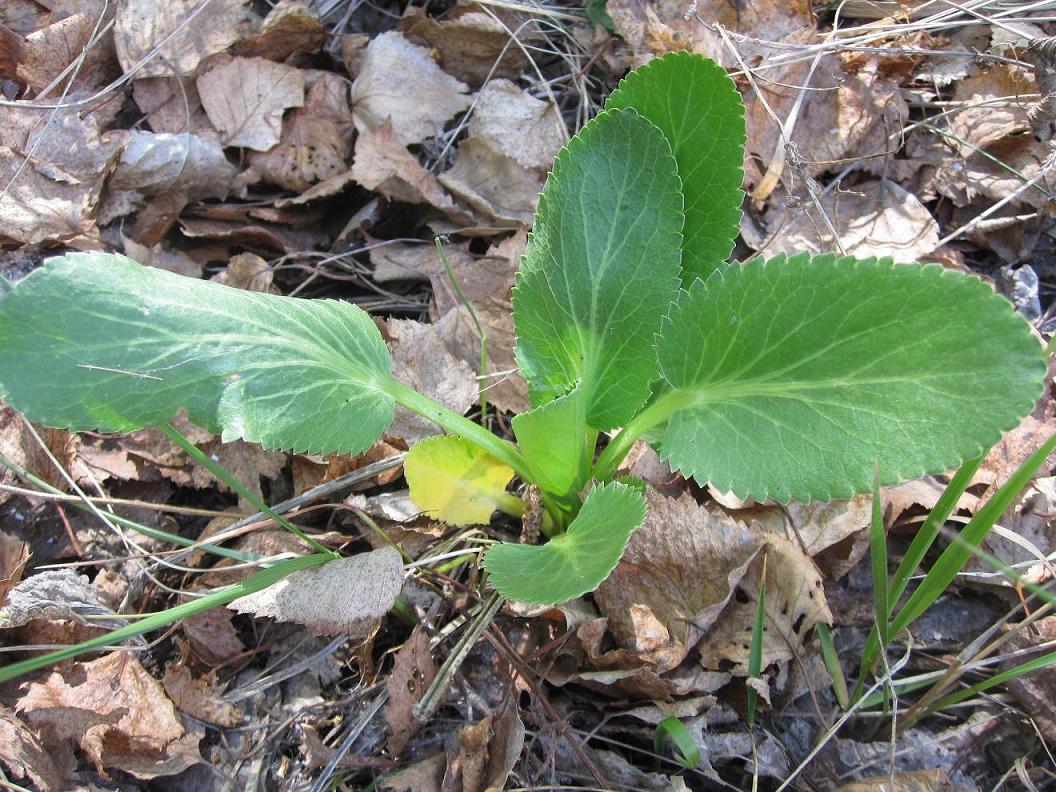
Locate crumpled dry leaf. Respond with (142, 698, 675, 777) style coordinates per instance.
(696, 532, 832, 674)
(121, 235, 203, 277)
(595, 490, 765, 672)
(1002, 614, 1056, 745)
(181, 606, 244, 665)
(452, 706, 525, 792)
(109, 129, 236, 200)
(398, 5, 527, 86)
(162, 665, 242, 728)
(131, 76, 216, 138)
(247, 71, 354, 192)
(468, 79, 566, 170)
(385, 317, 478, 443)
(350, 31, 472, 146)
(0, 706, 64, 792)
(741, 495, 873, 558)
(381, 753, 444, 792)
(229, 547, 403, 635)
(974, 475, 1056, 585)
(0, 534, 29, 602)
(17, 12, 117, 95)
(0, 400, 73, 505)
(113, 0, 247, 78)
(232, 0, 326, 62)
(933, 133, 1055, 212)
(17, 652, 202, 779)
(439, 137, 543, 227)
(197, 55, 305, 151)
(211, 251, 276, 292)
(384, 625, 437, 754)
(835, 770, 960, 792)
(947, 65, 1035, 151)
(0, 569, 115, 629)
(750, 180, 939, 261)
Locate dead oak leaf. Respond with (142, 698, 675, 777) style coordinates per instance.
(197, 56, 305, 151)
(384, 625, 437, 754)
(114, 0, 248, 78)
(229, 547, 403, 635)
(16, 652, 202, 779)
(350, 31, 471, 147)
(595, 490, 766, 673)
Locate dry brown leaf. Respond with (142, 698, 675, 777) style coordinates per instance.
(197, 55, 305, 151)
(933, 133, 1056, 211)
(162, 665, 242, 728)
(248, 71, 354, 192)
(1002, 614, 1056, 745)
(751, 180, 939, 261)
(595, 490, 766, 672)
(121, 235, 203, 277)
(0, 24, 24, 80)
(113, 0, 247, 78)
(131, 76, 216, 138)
(17, 12, 117, 95)
(350, 31, 471, 146)
(0, 534, 29, 603)
(181, 606, 244, 665)
(438, 137, 543, 227)
(370, 240, 474, 284)
(381, 753, 444, 792)
(0, 401, 73, 505)
(948, 65, 1035, 151)
(0, 569, 113, 630)
(385, 317, 478, 443)
(384, 625, 437, 754)
(350, 121, 471, 222)
(468, 79, 567, 170)
(398, 5, 527, 86)
(109, 129, 236, 200)
(0, 706, 64, 792)
(975, 475, 1056, 585)
(211, 252, 276, 292)
(744, 495, 873, 558)
(232, 0, 326, 62)
(17, 652, 202, 779)
(229, 547, 403, 635)
(697, 533, 832, 674)
(835, 769, 960, 792)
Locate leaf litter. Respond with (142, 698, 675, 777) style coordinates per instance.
(0, 0, 1055, 789)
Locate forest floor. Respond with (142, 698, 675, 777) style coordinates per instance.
(1, 0, 1056, 790)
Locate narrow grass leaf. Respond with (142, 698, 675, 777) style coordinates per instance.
(513, 108, 683, 429)
(483, 481, 646, 604)
(405, 435, 517, 526)
(654, 254, 1047, 503)
(746, 553, 767, 728)
(0, 252, 395, 456)
(606, 51, 745, 283)
(869, 465, 889, 647)
(653, 715, 701, 770)
(816, 624, 849, 709)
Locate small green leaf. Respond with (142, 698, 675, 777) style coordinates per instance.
(654, 254, 1047, 502)
(653, 716, 701, 770)
(512, 384, 587, 496)
(483, 481, 646, 604)
(514, 107, 683, 429)
(0, 253, 394, 455)
(606, 52, 745, 284)
(405, 435, 516, 526)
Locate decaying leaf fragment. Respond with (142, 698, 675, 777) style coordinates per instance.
(229, 547, 403, 635)
(384, 625, 437, 754)
(197, 56, 305, 151)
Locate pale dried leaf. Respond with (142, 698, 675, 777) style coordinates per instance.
(350, 31, 471, 146)
(17, 652, 201, 779)
(755, 180, 938, 261)
(248, 71, 353, 192)
(211, 252, 275, 292)
(697, 533, 832, 674)
(835, 769, 959, 792)
(370, 240, 472, 284)
(386, 317, 478, 443)
(0, 569, 113, 629)
(0, 706, 64, 792)
(229, 547, 403, 635)
(381, 753, 444, 792)
(162, 665, 242, 728)
(110, 130, 236, 200)
(181, 606, 244, 665)
(232, 0, 326, 62)
(0, 400, 73, 505)
(744, 495, 873, 557)
(384, 625, 437, 754)
(934, 134, 1055, 211)
(595, 491, 766, 672)
(398, 6, 527, 86)
(0, 534, 29, 602)
(948, 65, 1035, 151)
(438, 137, 542, 226)
(113, 0, 247, 78)
(17, 12, 116, 94)
(121, 235, 203, 277)
(197, 56, 305, 151)
(0, 149, 94, 245)
(468, 79, 566, 170)
(131, 76, 216, 138)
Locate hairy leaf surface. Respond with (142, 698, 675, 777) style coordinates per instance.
(483, 481, 646, 604)
(511, 384, 586, 496)
(404, 435, 515, 526)
(606, 52, 745, 284)
(654, 254, 1047, 502)
(0, 253, 394, 454)
(513, 108, 683, 429)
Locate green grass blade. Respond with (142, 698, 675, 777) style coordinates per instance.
(654, 715, 701, 770)
(0, 553, 331, 683)
(746, 554, 767, 728)
(924, 649, 1056, 717)
(816, 623, 849, 709)
(869, 466, 890, 648)
(889, 431, 1056, 638)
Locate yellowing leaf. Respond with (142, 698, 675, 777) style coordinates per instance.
(405, 435, 515, 526)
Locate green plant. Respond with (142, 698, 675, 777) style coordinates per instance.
(0, 53, 1047, 617)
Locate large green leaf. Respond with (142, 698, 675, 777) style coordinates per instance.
(652, 254, 1047, 503)
(483, 481, 646, 604)
(513, 107, 684, 430)
(606, 52, 745, 284)
(511, 384, 587, 496)
(0, 252, 394, 454)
